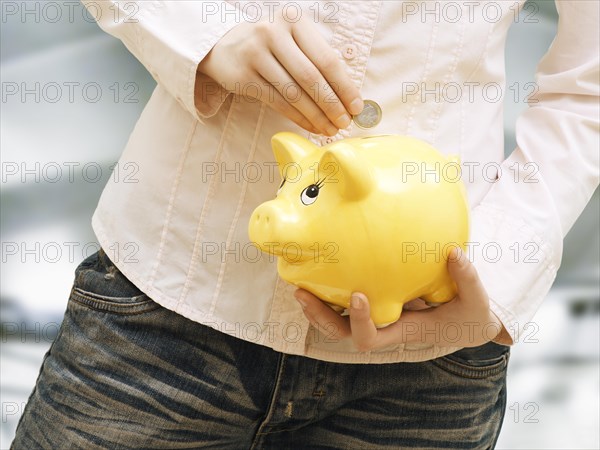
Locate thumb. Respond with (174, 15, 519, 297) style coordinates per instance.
(447, 247, 488, 305)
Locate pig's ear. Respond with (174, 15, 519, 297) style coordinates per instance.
(319, 145, 374, 200)
(271, 132, 317, 177)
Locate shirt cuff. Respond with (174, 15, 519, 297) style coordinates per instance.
(135, 2, 241, 120)
(468, 203, 560, 344)
(194, 71, 232, 119)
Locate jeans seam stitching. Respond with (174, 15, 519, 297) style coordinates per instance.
(430, 354, 508, 379)
(70, 290, 161, 316)
(250, 354, 288, 443)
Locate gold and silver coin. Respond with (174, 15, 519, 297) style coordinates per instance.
(352, 99, 382, 129)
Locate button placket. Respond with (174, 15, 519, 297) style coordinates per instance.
(330, 2, 383, 132)
(309, 3, 381, 145)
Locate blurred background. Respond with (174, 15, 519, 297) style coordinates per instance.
(1, 1, 598, 448)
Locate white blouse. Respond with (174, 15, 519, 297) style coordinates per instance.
(83, 0, 599, 363)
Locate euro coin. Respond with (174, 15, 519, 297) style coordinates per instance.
(352, 99, 382, 129)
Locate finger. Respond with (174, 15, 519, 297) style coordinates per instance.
(272, 34, 352, 130)
(402, 297, 432, 311)
(253, 52, 339, 135)
(447, 247, 488, 306)
(348, 293, 379, 351)
(294, 289, 350, 340)
(292, 22, 363, 115)
(349, 293, 424, 351)
(252, 74, 320, 134)
(391, 308, 446, 345)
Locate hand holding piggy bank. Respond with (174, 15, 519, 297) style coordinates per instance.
(248, 132, 469, 326)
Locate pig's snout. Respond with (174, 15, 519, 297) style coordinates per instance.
(248, 202, 281, 252)
(251, 203, 274, 229)
(253, 209, 270, 224)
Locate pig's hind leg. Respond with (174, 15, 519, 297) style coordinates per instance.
(421, 283, 457, 307)
(370, 299, 404, 328)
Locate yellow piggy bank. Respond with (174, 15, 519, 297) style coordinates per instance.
(248, 132, 470, 326)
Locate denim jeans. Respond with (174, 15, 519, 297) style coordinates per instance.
(12, 249, 509, 449)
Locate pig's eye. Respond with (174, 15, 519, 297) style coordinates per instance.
(300, 184, 320, 205)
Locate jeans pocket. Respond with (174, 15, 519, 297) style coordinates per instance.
(430, 341, 510, 379)
(69, 248, 160, 315)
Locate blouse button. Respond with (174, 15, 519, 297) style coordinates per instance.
(342, 44, 357, 60)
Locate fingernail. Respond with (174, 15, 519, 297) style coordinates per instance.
(325, 124, 338, 136)
(336, 113, 351, 129)
(349, 98, 364, 115)
(296, 297, 307, 310)
(351, 295, 363, 310)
